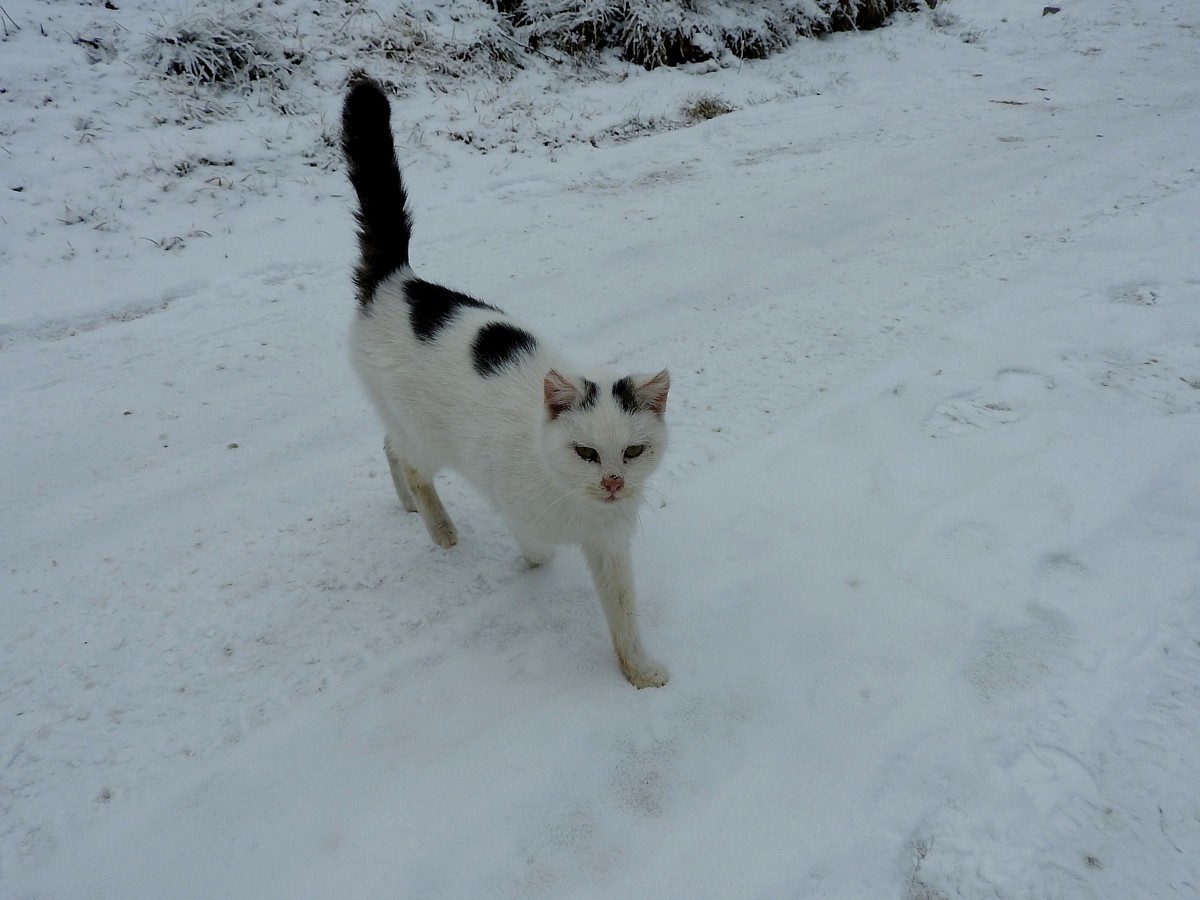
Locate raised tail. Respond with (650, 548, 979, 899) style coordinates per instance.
(341, 77, 412, 308)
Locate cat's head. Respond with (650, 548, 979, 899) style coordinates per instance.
(541, 369, 670, 507)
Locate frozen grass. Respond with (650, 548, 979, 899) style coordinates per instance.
(139, 5, 308, 120)
(680, 92, 737, 123)
(142, 8, 297, 90)
(354, 4, 520, 83)
(124, 0, 927, 127)
(509, 0, 930, 69)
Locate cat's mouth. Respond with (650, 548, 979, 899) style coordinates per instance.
(595, 484, 634, 504)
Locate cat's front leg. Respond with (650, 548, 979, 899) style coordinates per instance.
(582, 542, 668, 689)
(513, 528, 555, 569)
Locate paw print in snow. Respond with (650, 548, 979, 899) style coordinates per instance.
(925, 369, 1056, 437)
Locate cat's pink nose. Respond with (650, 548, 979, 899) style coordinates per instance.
(601, 474, 624, 495)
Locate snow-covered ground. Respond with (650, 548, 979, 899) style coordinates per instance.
(4, 0, 1199, 896)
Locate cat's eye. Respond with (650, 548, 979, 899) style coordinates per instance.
(574, 445, 600, 463)
(624, 444, 646, 460)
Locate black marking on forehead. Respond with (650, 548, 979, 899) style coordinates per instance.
(580, 378, 599, 409)
(472, 322, 538, 377)
(612, 376, 642, 415)
(405, 278, 500, 342)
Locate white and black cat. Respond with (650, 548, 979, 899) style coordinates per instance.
(341, 78, 670, 688)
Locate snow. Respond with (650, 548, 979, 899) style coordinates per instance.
(3, 1, 1200, 897)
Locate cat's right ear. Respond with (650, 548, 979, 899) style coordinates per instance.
(544, 370, 581, 420)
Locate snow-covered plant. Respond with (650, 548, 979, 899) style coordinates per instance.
(680, 93, 736, 123)
(358, 4, 519, 83)
(139, 5, 310, 121)
(513, 0, 726, 67)
(505, 0, 931, 69)
(142, 6, 298, 91)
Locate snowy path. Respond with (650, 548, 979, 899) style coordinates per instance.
(4, 2, 1200, 897)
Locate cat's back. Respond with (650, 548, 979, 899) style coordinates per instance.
(351, 268, 560, 447)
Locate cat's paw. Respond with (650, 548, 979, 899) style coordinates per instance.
(521, 548, 555, 569)
(515, 534, 555, 568)
(621, 658, 669, 689)
(429, 521, 458, 549)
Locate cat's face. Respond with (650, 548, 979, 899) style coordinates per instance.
(542, 370, 669, 507)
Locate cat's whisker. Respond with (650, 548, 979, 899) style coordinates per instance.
(537, 488, 577, 519)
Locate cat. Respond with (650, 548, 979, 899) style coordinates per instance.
(340, 77, 671, 688)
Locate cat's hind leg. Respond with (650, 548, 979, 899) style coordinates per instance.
(382, 434, 456, 548)
(401, 462, 459, 549)
(383, 435, 417, 513)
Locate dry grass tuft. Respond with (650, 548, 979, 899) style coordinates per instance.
(680, 93, 736, 123)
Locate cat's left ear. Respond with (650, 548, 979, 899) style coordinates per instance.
(634, 369, 670, 416)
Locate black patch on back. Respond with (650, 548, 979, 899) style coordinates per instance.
(405, 278, 500, 342)
(472, 322, 538, 377)
(580, 379, 599, 409)
(612, 376, 642, 414)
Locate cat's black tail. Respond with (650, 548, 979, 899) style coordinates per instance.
(341, 76, 413, 309)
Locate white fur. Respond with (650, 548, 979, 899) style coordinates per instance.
(351, 268, 670, 688)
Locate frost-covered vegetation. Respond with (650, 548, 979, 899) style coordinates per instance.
(46, 0, 942, 176)
(127, 0, 926, 115)
(509, 0, 928, 68)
